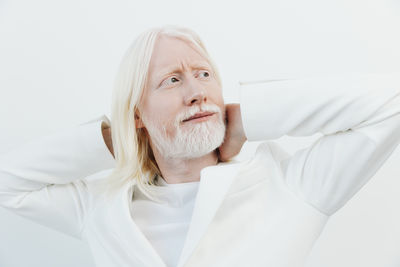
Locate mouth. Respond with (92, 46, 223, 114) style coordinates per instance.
(182, 112, 216, 123)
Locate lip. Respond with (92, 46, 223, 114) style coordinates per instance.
(182, 112, 216, 122)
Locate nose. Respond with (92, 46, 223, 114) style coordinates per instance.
(183, 78, 207, 106)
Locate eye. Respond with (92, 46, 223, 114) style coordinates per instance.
(170, 77, 179, 83)
(162, 76, 180, 87)
(198, 70, 210, 78)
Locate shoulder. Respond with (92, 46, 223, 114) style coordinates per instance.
(80, 169, 115, 199)
(234, 140, 291, 163)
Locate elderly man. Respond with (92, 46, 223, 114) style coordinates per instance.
(1, 25, 400, 267)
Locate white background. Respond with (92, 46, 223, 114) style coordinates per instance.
(0, 0, 400, 266)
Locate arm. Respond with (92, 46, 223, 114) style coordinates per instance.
(239, 72, 400, 215)
(102, 124, 114, 157)
(0, 115, 116, 239)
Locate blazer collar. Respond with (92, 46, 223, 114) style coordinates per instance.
(113, 159, 245, 267)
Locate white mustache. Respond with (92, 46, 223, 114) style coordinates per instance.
(175, 104, 222, 125)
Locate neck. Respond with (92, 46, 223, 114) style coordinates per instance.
(152, 148, 219, 184)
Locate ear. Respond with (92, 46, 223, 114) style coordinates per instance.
(135, 112, 145, 129)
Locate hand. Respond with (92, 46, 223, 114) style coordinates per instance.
(101, 124, 114, 158)
(218, 103, 247, 162)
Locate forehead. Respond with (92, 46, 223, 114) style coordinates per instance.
(149, 36, 210, 74)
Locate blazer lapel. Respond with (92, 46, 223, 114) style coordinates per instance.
(109, 183, 168, 267)
(176, 160, 244, 267)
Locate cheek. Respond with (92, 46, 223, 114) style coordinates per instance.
(146, 93, 176, 114)
(209, 87, 224, 107)
(145, 93, 182, 127)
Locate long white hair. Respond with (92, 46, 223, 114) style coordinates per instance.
(93, 25, 222, 201)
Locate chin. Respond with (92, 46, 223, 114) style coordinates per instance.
(155, 118, 226, 159)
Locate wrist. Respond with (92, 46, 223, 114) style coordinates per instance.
(102, 127, 114, 157)
(236, 104, 247, 143)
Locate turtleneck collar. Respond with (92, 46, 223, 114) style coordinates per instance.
(133, 175, 200, 208)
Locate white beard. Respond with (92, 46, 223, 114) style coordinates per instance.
(142, 104, 226, 159)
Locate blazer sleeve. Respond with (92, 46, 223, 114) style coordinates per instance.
(239, 72, 400, 215)
(0, 114, 116, 240)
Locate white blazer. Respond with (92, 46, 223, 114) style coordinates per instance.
(1, 73, 400, 267)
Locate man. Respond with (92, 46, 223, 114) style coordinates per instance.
(0, 25, 400, 267)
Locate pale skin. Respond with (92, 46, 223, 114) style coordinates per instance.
(102, 36, 247, 184)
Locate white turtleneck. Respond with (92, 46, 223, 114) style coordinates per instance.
(130, 176, 200, 267)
